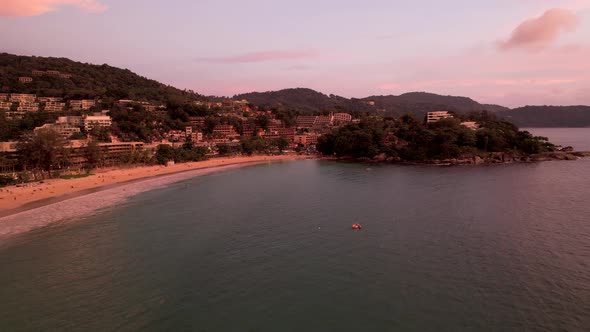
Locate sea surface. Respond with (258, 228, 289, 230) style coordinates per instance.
(1, 129, 590, 331)
(524, 127, 590, 150)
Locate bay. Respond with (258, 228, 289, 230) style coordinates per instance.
(1, 129, 590, 331)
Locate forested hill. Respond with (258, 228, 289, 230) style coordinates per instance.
(236, 89, 590, 127)
(0, 53, 203, 104)
(498, 106, 590, 127)
(3, 53, 590, 127)
(233, 88, 370, 113)
(361, 92, 509, 115)
(234, 89, 508, 117)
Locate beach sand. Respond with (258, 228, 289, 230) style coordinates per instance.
(0, 154, 310, 215)
(0, 154, 312, 240)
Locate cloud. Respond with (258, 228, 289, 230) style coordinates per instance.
(0, 0, 108, 17)
(499, 8, 579, 51)
(199, 50, 318, 63)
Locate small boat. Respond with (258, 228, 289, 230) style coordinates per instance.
(352, 223, 362, 230)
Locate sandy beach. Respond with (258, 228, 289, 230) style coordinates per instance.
(0, 154, 310, 215)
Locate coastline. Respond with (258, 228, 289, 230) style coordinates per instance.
(0, 155, 310, 222)
(320, 151, 590, 166)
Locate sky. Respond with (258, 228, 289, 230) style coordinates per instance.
(1, 0, 590, 107)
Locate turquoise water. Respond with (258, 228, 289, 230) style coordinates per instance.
(1, 131, 590, 331)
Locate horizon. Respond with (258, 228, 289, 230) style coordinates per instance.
(1, 0, 590, 107)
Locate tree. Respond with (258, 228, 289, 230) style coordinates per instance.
(89, 126, 112, 142)
(255, 114, 270, 130)
(16, 128, 67, 176)
(204, 117, 219, 134)
(276, 137, 289, 152)
(217, 144, 233, 156)
(154, 144, 176, 165)
(84, 139, 103, 169)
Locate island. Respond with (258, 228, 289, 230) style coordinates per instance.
(316, 111, 590, 165)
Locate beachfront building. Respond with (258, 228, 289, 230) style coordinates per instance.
(0, 141, 18, 153)
(34, 123, 81, 139)
(0, 141, 19, 173)
(70, 99, 96, 110)
(43, 102, 66, 112)
(9, 93, 36, 103)
(426, 111, 454, 123)
(0, 101, 13, 111)
(166, 130, 186, 142)
(189, 116, 206, 127)
(62, 141, 145, 168)
(296, 115, 318, 129)
(277, 127, 296, 142)
(294, 133, 320, 146)
(314, 115, 333, 129)
(4, 112, 25, 119)
(100, 142, 144, 164)
(191, 132, 204, 143)
(38, 97, 63, 103)
(213, 125, 239, 139)
(17, 102, 40, 112)
(58, 116, 84, 127)
(19, 77, 33, 84)
(83, 114, 112, 131)
(0, 93, 8, 101)
(34, 116, 84, 139)
(333, 113, 353, 124)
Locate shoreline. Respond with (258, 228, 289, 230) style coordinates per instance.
(319, 150, 590, 166)
(0, 154, 311, 218)
(0, 155, 312, 240)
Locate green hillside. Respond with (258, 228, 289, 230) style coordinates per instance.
(498, 106, 590, 127)
(235, 89, 508, 117)
(234, 88, 371, 113)
(2, 53, 590, 130)
(0, 53, 203, 104)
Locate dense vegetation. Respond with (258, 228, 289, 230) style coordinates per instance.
(317, 113, 555, 161)
(154, 143, 209, 165)
(3, 53, 590, 135)
(0, 53, 203, 104)
(362, 92, 509, 117)
(498, 106, 590, 127)
(234, 89, 508, 118)
(234, 88, 370, 113)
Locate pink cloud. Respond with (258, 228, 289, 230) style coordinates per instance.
(499, 8, 579, 51)
(0, 0, 108, 17)
(199, 51, 318, 63)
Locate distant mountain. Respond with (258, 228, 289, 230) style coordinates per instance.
(0, 53, 203, 104)
(3, 53, 589, 128)
(361, 92, 509, 117)
(234, 89, 508, 117)
(498, 106, 590, 128)
(234, 88, 369, 113)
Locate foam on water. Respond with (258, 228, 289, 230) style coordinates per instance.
(0, 163, 254, 239)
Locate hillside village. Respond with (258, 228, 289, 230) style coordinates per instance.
(1, 80, 491, 177)
(0, 71, 364, 177)
(0, 55, 560, 182)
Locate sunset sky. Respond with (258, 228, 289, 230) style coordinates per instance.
(1, 0, 589, 107)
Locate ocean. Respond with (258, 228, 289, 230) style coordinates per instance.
(0, 128, 589, 331)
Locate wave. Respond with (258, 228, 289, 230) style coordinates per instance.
(0, 163, 255, 240)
